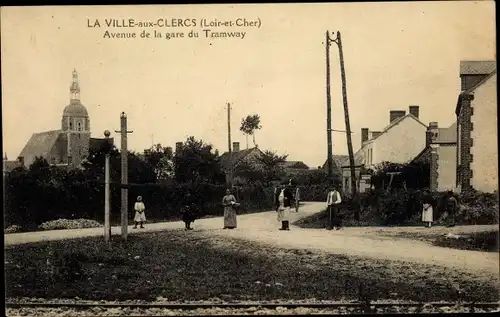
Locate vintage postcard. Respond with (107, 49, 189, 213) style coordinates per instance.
(2, 2, 498, 315)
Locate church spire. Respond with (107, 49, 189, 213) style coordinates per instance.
(70, 69, 81, 101)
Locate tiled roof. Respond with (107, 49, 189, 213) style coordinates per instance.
(322, 155, 350, 170)
(460, 61, 496, 75)
(19, 130, 62, 165)
(411, 146, 431, 164)
(219, 147, 261, 171)
(280, 161, 309, 169)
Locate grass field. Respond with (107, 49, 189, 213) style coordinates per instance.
(5, 230, 499, 303)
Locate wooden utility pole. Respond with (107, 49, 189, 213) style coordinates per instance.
(326, 30, 359, 220)
(115, 112, 133, 241)
(227, 102, 233, 188)
(325, 31, 334, 182)
(104, 130, 111, 243)
(336, 31, 357, 203)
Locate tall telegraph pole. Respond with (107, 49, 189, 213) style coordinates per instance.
(325, 31, 334, 182)
(227, 102, 233, 188)
(104, 130, 111, 243)
(326, 30, 359, 219)
(115, 112, 133, 241)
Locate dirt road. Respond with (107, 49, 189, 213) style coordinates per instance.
(5, 202, 498, 279)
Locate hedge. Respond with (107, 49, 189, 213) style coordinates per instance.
(297, 188, 499, 227)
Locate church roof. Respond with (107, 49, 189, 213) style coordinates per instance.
(19, 130, 62, 165)
(63, 100, 88, 117)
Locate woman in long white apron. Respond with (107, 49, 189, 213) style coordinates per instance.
(276, 184, 294, 230)
(421, 192, 434, 228)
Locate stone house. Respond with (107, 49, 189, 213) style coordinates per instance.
(456, 61, 497, 193)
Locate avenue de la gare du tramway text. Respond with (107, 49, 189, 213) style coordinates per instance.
(88, 18, 260, 39)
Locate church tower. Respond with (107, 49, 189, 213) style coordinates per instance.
(61, 69, 90, 166)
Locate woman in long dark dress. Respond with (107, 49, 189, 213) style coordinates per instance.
(181, 192, 198, 230)
(222, 189, 237, 229)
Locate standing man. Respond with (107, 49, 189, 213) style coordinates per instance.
(326, 185, 342, 230)
(444, 191, 458, 227)
(295, 185, 301, 212)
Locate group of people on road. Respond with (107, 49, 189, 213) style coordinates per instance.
(130, 181, 459, 232)
(421, 190, 458, 228)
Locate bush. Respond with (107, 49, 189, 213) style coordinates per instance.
(296, 188, 499, 227)
(38, 219, 103, 231)
(4, 225, 21, 234)
(4, 168, 277, 230)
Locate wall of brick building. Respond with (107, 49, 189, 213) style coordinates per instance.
(437, 144, 457, 191)
(470, 74, 498, 193)
(457, 93, 474, 191)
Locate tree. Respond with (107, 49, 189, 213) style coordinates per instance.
(173, 136, 225, 184)
(256, 150, 288, 184)
(240, 114, 262, 148)
(144, 144, 174, 182)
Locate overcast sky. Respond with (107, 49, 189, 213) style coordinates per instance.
(1, 2, 496, 168)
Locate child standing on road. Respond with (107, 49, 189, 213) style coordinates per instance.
(133, 196, 146, 229)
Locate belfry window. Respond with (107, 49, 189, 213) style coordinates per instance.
(77, 122, 82, 131)
(69, 121, 73, 130)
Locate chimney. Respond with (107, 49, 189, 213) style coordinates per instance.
(390, 110, 406, 123)
(409, 105, 419, 119)
(232, 142, 240, 152)
(426, 122, 439, 146)
(17, 156, 24, 166)
(361, 128, 369, 144)
(175, 142, 183, 153)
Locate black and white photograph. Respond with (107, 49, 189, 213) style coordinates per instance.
(2, 2, 498, 315)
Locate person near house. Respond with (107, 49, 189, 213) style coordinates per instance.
(275, 183, 294, 231)
(295, 186, 301, 212)
(421, 190, 434, 228)
(222, 189, 238, 229)
(443, 191, 458, 227)
(133, 196, 146, 229)
(326, 185, 342, 230)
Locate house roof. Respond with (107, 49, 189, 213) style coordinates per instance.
(19, 130, 62, 161)
(456, 69, 497, 116)
(436, 121, 457, 144)
(363, 113, 427, 145)
(322, 155, 350, 170)
(411, 146, 431, 164)
(219, 147, 261, 170)
(280, 161, 309, 169)
(460, 61, 496, 76)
